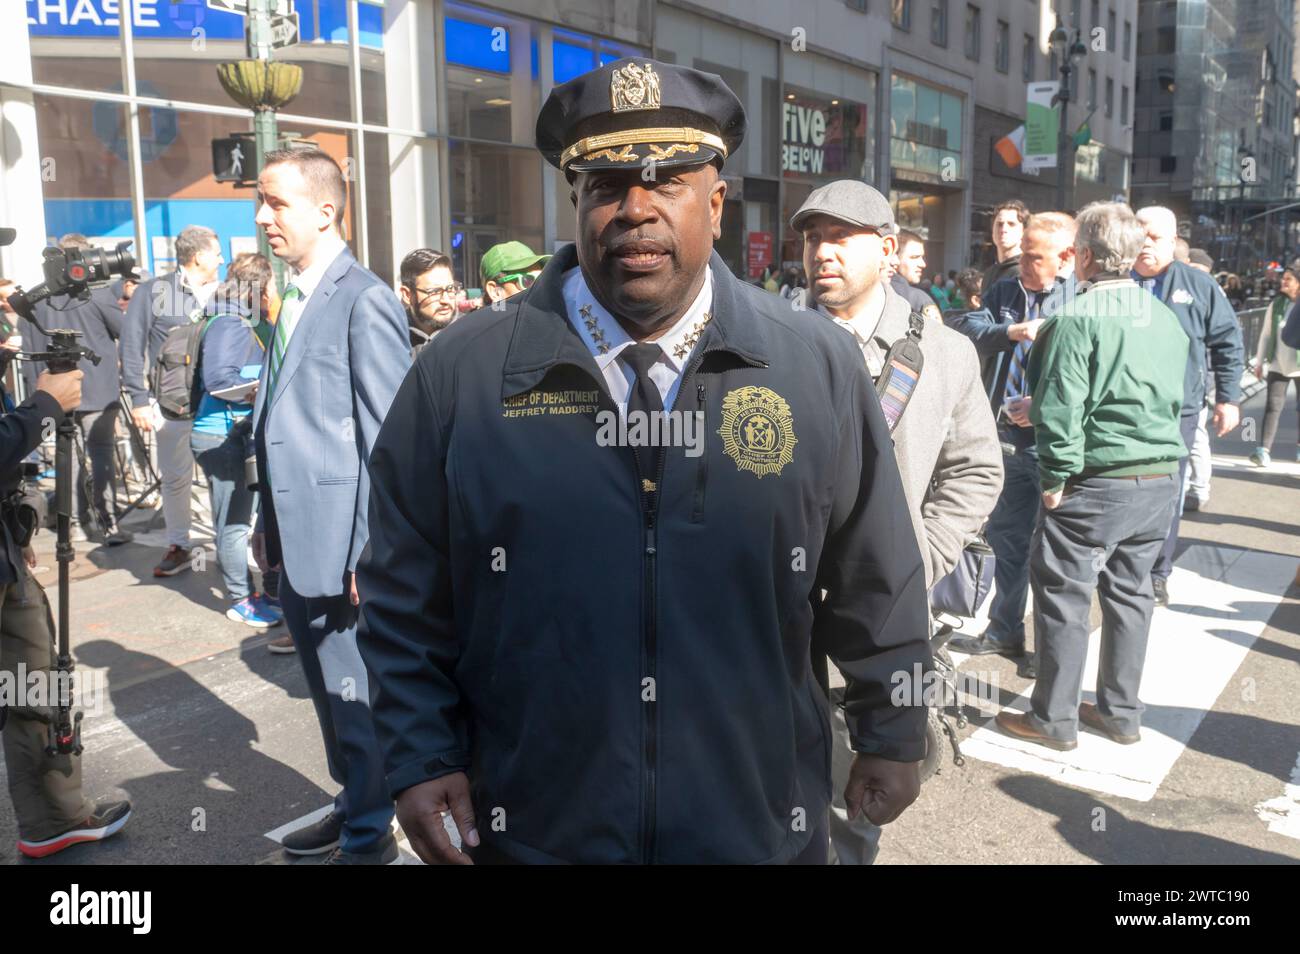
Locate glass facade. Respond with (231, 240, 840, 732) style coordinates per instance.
(23, 0, 392, 279)
(778, 52, 878, 271)
(889, 75, 963, 180)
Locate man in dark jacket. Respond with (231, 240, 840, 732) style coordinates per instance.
(1132, 207, 1244, 606)
(119, 225, 223, 577)
(357, 58, 931, 865)
(980, 199, 1028, 297)
(21, 234, 131, 545)
(948, 213, 1076, 671)
(890, 229, 941, 320)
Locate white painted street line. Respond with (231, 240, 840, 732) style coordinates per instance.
(263, 802, 334, 845)
(1208, 455, 1300, 476)
(1254, 750, 1300, 841)
(956, 543, 1294, 802)
(263, 803, 434, 864)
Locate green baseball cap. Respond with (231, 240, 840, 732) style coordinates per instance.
(480, 241, 550, 284)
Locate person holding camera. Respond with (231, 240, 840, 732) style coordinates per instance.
(19, 234, 133, 547)
(0, 241, 131, 856)
(192, 253, 282, 630)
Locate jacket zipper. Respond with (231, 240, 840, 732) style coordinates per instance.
(690, 381, 708, 523)
(638, 352, 712, 864)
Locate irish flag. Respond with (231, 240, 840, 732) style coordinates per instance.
(995, 125, 1026, 167)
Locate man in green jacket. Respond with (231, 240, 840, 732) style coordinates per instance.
(995, 201, 1189, 751)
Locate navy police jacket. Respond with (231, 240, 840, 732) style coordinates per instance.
(357, 245, 931, 865)
(1142, 261, 1244, 416)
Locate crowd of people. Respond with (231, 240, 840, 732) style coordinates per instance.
(0, 54, 1284, 866)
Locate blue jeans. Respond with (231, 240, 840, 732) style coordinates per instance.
(191, 429, 257, 602)
(985, 434, 1041, 647)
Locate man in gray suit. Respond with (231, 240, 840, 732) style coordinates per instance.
(250, 149, 411, 864)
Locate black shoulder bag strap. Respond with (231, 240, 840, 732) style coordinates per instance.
(874, 310, 926, 433)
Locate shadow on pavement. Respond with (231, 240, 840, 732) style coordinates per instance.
(20, 639, 331, 864)
(997, 774, 1297, 864)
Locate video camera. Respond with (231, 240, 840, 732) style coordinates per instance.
(4, 238, 136, 378)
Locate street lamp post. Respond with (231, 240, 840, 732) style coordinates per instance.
(1233, 143, 1254, 276)
(1050, 21, 1088, 210)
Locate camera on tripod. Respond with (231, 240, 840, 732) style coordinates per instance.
(5, 240, 136, 339)
(1, 232, 136, 756)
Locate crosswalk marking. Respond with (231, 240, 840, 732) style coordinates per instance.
(954, 543, 1294, 802)
(1254, 750, 1300, 841)
(265, 804, 458, 864)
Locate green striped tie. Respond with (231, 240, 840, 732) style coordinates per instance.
(267, 285, 301, 398)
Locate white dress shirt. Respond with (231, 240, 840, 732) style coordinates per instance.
(562, 265, 714, 416)
(280, 234, 348, 347)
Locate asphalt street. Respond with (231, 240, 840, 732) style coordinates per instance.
(1, 385, 1297, 865)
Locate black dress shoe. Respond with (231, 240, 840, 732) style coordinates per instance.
(282, 810, 344, 856)
(1152, 576, 1169, 607)
(948, 632, 1025, 657)
(1017, 655, 1038, 679)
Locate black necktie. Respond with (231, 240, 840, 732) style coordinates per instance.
(622, 343, 663, 490)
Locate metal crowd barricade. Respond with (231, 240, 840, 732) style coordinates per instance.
(1235, 304, 1268, 369)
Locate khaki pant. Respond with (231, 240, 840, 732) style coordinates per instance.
(0, 570, 92, 841)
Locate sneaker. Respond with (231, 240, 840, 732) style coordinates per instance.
(226, 596, 282, 630)
(1182, 495, 1203, 513)
(267, 634, 297, 655)
(282, 810, 344, 856)
(1152, 576, 1169, 607)
(252, 591, 283, 620)
(1249, 447, 1271, 468)
(17, 800, 131, 858)
(322, 832, 402, 865)
(104, 525, 134, 547)
(153, 545, 192, 577)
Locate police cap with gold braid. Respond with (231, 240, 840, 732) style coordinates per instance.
(536, 58, 746, 179)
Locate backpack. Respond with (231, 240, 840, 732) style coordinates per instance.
(152, 314, 219, 421)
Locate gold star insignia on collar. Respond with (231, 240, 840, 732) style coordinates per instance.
(673, 311, 712, 360)
(580, 302, 615, 355)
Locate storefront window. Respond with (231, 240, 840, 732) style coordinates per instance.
(781, 88, 870, 181)
(447, 140, 544, 292)
(776, 59, 877, 270)
(890, 74, 963, 180)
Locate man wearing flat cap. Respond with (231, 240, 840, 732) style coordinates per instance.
(357, 58, 930, 865)
(792, 180, 1002, 863)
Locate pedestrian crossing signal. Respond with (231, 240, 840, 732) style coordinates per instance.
(212, 135, 256, 185)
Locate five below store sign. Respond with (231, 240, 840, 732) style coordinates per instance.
(782, 100, 830, 174)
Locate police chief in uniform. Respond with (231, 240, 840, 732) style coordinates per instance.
(357, 59, 931, 865)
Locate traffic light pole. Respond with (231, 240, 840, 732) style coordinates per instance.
(248, 0, 286, 291)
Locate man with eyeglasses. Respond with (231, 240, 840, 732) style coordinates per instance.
(481, 241, 550, 305)
(398, 248, 460, 353)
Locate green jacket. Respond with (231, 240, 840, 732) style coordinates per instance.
(1027, 276, 1190, 494)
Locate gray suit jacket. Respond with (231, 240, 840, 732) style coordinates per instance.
(253, 246, 411, 598)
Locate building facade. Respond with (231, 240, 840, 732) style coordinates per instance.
(1131, 0, 1299, 272)
(1, 0, 1140, 291)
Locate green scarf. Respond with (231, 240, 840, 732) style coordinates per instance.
(1267, 295, 1289, 363)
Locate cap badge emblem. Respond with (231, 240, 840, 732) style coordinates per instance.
(610, 62, 661, 113)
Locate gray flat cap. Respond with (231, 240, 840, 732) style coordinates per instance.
(790, 180, 896, 235)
